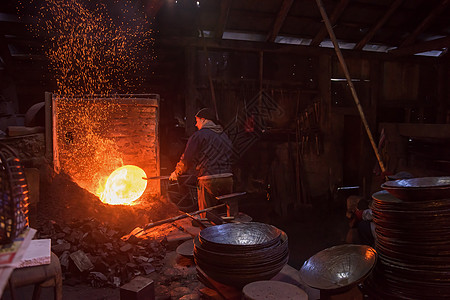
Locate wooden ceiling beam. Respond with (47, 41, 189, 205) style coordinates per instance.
(390, 36, 450, 56)
(160, 36, 439, 63)
(310, 0, 350, 47)
(354, 0, 404, 50)
(266, 0, 294, 42)
(215, 0, 232, 41)
(400, 0, 450, 47)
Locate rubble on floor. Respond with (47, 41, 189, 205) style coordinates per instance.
(36, 215, 204, 299)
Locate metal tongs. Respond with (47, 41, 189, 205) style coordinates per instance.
(142, 175, 178, 186)
(142, 176, 171, 180)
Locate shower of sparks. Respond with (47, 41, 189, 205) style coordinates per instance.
(55, 96, 125, 195)
(28, 0, 156, 95)
(17, 1, 157, 199)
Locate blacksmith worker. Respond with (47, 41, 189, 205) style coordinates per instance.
(169, 108, 233, 217)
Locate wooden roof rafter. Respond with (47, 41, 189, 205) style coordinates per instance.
(400, 0, 450, 47)
(266, 0, 294, 43)
(309, 0, 350, 47)
(353, 0, 404, 50)
(161, 35, 440, 63)
(390, 36, 450, 56)
(215, 0, 232, 41)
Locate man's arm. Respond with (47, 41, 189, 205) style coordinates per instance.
(170, 132, 201, 180)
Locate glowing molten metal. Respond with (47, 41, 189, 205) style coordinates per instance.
(100, 165, 147, 205)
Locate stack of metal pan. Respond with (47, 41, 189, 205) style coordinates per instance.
(380, 176, 450, 201)
(194, 222, 289, 288)
(366, 178, 450, 299)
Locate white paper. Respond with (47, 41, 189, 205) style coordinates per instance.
(18, 239, 51, 268)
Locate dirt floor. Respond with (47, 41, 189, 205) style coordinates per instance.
(3, 169, 351, 300)
(3, 248, 200, 300)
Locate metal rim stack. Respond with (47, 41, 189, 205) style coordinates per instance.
(367, 184, 450, 299)
(194, 222, 289, 288)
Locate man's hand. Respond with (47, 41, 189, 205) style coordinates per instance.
(169, 172, 178, 181)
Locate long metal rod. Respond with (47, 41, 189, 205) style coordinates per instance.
(127, 203, 227, 238)
(314, 0, 387, 175)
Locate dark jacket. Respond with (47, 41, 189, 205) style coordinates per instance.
(174, 124, 233, 177)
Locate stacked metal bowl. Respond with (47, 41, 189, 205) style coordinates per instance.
(381, 176, 450, 201)
(366, 180, 450, 299)
(194, 222, 289, 288)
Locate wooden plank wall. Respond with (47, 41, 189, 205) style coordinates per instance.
(183, 46, 448, 207)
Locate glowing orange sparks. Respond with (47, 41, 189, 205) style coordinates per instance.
(99, 165, 147, 205)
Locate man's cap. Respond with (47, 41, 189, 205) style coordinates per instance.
(195, 108, 216, 122)
(387, 171, 414, 180)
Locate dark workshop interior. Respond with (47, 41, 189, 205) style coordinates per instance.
(1, 0, 450, 299)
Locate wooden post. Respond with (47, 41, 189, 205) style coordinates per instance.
(314, 0, 387, 177)
(200, 30, 219, 121)
(259, 51, 264, 106)
(44, 92, 52, 162)
(436, 55, 448, 123)
(319, 54, 341, 201)
(46, 92, 60, 173)
(185, 47, 197, 135)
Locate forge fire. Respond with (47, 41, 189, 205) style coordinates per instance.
(98, 165, 147, 205)
(51, 94, 160, 203)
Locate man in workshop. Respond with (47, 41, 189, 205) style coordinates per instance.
(169, 108, 233, 217)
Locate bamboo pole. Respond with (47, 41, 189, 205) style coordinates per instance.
(314, 0, 387, 176)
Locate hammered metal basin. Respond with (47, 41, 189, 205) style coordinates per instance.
(194, 222, 289, 288)
(194, 232, 288, 267)
(299, 244, 377, 292)
(383, 177, 450, 188)
(381, 176, 450, 201)
(198, 222, 281, 251)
